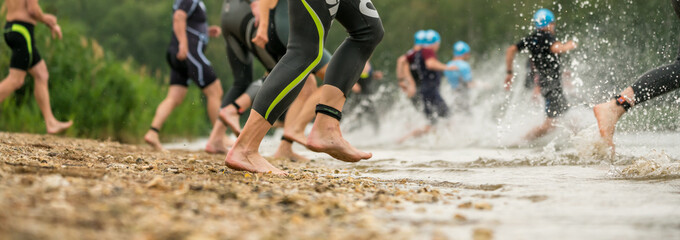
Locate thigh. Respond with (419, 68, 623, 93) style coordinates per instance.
(335, 0, 382, 34)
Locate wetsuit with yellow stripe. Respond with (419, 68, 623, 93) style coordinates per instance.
(4, 21, 41, 71)
(251, 0, 384, 124)
(219, 0, 332, 108)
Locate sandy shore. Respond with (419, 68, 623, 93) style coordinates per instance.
(0, 133, 492, 240)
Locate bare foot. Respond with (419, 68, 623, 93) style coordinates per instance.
(219, 106, 241, 137)
(593, 100, 625, 154)
(282, 131, 308, 146)
(306, 115, 371, 162)
(46, 120, 73, 134)
(225, 147, 287, 175)
(273, 142, 310, 162)
(144, 131, 164, 151)
(205, 136, 230, 154)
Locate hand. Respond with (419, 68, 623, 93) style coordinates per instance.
(352, 84, 361, 93)
(373, 71, 384, 80)
(177, 44, 188, 61)
(406, 84, 416, 98)
(43, 14, 58, 28)
(51, 24, 63, 40)
(251, 30, 268, 49)
(566, 40, 578, 50)
(208, 26, 222, 38)
(504, 73, 514, 91)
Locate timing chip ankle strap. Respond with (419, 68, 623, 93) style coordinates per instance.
(315, 104, 342, 121)
(614, 95, 632, 111)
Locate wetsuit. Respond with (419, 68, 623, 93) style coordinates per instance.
(219, 0, 332, 109)
(4, 21, 41, 70)
(406, 48, 450, 123)
(250, 0, 384, 124)
(167, 0, 218, 89)
(622, 0, 680, 105)
(516, 29, 569, 118)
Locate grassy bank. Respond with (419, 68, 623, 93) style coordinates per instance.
(0, 23, 212, 143)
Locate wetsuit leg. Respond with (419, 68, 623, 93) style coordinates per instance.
(244, 78, 263, 100)
(323, 0, 384, 96)
(251, 0, 335, 124)
(421, 89, 449, 124)
(221, 35, 254, 108)
(630, 44, 680, 104)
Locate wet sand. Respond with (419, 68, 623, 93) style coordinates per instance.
(0, 133, 489, 240)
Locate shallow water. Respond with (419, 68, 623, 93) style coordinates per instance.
(165, 57, 680, 239)
(166, 130, 680, 240)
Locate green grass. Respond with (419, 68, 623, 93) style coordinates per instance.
(0, 22, 212, 143)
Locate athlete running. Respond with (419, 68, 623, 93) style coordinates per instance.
(144, 0, 224, 151)
(225, 0, 384, 174)
(505, 9, 577, 141)
(445, 41, 474, 111)
(398, 29, 457, 143)
(594, 0, 680, 154)
(205, 0, 333, 161)
(397, 30, 426, 98)
(1, 0, 72, 134)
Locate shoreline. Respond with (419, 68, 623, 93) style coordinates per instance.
(0, 133, 490, 239)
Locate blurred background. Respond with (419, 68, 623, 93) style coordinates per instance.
(1, 0, 678, 143)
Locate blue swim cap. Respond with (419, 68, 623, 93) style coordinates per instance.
(533, 9, 555, 28)
(423, 29, 441, 46)
(414, 30, 427, 46)
(453, 41, 470, 56)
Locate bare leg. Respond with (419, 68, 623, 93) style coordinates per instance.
(0, 69, 27, 103)
(205, 120, 234, 154)
(524, 117, 557, 141)
(201, 80, 224, 124)
(274, 75, 317, 161)
(306, 85, 372, 162)
(144, 86, 188, 151)
(219, 93, 252, 137)
(225, 110, 286, 174)
(594, 87, 634, 152)
(29, 61, 73, 134)
(283, 87, 321, 145)
(397, 125, 432, 144)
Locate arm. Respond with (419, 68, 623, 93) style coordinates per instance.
(425, 58, 457, 71)
(28, 0, 61, 39)
(551, 40, 577, 54)
(397, 56, 416, 98)
(252, 0, 278, 49)
(173, 10, 189, 60)
(504, 45, 518, 90)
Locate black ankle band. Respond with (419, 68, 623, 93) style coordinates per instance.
(150, 127, 160, 133)
(231, 102, 242, 113)
(315, 104, 342, 121)
(281, 136, 294, 143)
(614, 95, 632, 111)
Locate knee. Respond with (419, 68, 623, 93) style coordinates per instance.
(164, 96, 184, 107)
(351, 24, 384, 48)
(369, 25, 385, 47)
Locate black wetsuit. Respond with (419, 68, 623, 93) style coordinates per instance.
(219, 0, 332, 109)
(167, 0, 218, 89)
(516, 30, 569, 118)
(625, 0, 680, 105)
(250, 0, 384, 124)
(4, 21, 41, 71)
(406, 48, 450, 124)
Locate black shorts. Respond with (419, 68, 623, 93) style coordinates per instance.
(543, 89, 569, 118)
(166, 40, 217, 89)
(3, 21, 42, 71)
